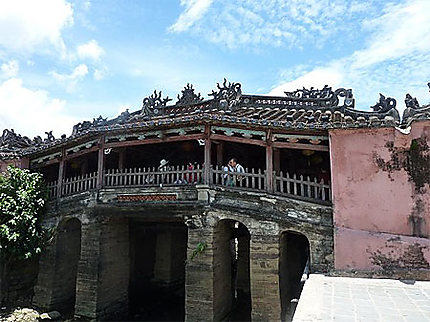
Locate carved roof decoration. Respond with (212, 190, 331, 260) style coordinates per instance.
(208, 78, 242, 111)
(401, 83, 430, 126)
(0, 129, 67, 159)
(284, 86, 355, 108)
(176, 83, 203, 106)
(2, 79, 430, 159)
(370, 93, 397, 113)
(141, 90, 172, 117)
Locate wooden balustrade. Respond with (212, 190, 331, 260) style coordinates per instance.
(104, 164, 203, 187)
(46, 165, 331, 204)
(61, 172, 98, 197)
(211, 165, 265, 191)
(46, 180, 58, 199)
(274, 171, 331, 203)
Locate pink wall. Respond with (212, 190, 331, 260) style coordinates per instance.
(0, 157, 29, 173)
(330, 120, 430, 275)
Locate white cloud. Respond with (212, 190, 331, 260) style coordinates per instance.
(1, 60, 19, 78)
(269, 66, 344, 96)
(269, 0, 430, 112)
(93, 66, 109, 80)
(77, 40, 105, 61)
(0, 0, 73, 54)
(51, 64, 89, 92)
(169, 0, 378, 48)
(169, 0, 213, 32)
(0, 78, 77, 138)
(352, 0, 430, 69)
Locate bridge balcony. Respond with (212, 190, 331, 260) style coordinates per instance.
(46, 165, 331, 205)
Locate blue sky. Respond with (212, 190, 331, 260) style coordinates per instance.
(0, 0, 429, 138)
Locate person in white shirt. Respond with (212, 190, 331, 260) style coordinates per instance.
(158, 159, 169, 186)
(224, 158, 244, 186)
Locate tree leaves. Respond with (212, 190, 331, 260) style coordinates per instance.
(0, 166, 47, 262)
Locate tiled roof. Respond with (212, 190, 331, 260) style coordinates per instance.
(1, 80, 429, 159)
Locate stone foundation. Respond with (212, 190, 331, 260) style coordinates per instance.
(31, 188, 333, 321)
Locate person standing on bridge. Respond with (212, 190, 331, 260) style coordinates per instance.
(158, 158, 169, 187)
(224, 158, 245, 186)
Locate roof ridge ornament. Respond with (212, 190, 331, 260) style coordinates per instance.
(0, 129, 33, 153)
(176, 83, 203, 106)
(370, 93, 397, 113)
(402, 83, 430, 125)
(283, 85, 354, 108)
(209, 78, 242, 111)
(141, 90, 172, 116)
(285, 85, 333, 99)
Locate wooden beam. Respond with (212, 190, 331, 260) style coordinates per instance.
(216, 141, 224, 166)
(272, 141, 329, 151)
(64, 145, 99, 160)
(31, 158, 60, 169)
(274, 148, 281, 173)
(118, 148, 126, 170)
(56, 148, 65, 199)
(104, 133, 205, 149)
(266, 130, 274, 193)
(209, 134, 266, 147)
(97, 135, 105, 190)
(204, 125, 211, 185)
(32, 145, 100, 169)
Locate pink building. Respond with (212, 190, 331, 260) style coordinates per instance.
(331, 118, 430, 278)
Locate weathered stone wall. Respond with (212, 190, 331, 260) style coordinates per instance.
(212, 220, 233, 321)
(32, 186, 333, 321)
(209, 190, 334, 272)
(0, 257, 39, 306)
(185, 220, 215, 321)
(184, 190, 333, 322)
(96, 216, 130, 319)
(74, 216, 101, 319)
(34, 215, 81, 313)
(51, 218, 81, 314)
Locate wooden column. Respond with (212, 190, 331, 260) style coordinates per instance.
(118, 148, 126, 170)
(204, 125, 211, 185)
(216, 141, 224, 166)
(266, 130, 274, 193)
(57, 149, 65, 198)
(97, 136, 105, 190)
(274, 148, 281, 173)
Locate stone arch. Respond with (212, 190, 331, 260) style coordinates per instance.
(129, 220, 188, 321)
(213, 218, 251, 322)
(279, 230, 310, 322)
(53, 217, 82, 315)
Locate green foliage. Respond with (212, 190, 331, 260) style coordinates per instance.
(0, 166, 48, 261)
(191, 241, 207, 260)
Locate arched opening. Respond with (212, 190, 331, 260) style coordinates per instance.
(213, 219, 251, 321)
(128, 222, 188, 321)
(53, 218, 81, 316)
(279, 231, 310, 322)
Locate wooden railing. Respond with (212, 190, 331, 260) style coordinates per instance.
(47, 180, 58, 199)
(274, 171, 331, 202)
(61, 172, 98, 196)
(105, 165, 203, 187)
(47, 165, 331, 204)
(211, 165, 266, 191)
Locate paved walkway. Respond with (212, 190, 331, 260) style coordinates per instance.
(293, 274, 430, 322)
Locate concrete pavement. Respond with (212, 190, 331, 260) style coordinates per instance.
(293, 274, 430, 322)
